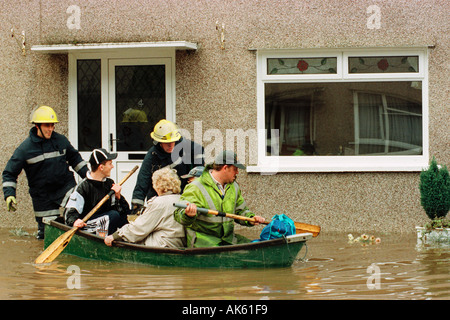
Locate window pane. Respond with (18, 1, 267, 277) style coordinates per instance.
(349, 56, 419, 73)
(267, 57, 337, 74)
(265, 82, 422, 156)
(77, 59, 101, 151)
(115, 65, 165, 151)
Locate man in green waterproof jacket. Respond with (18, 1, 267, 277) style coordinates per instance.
(174, 150, 265, 247)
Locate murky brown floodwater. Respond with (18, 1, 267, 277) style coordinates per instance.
(0, 228, 448, 300)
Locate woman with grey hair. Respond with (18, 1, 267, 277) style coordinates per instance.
(104, 167, 185, 248)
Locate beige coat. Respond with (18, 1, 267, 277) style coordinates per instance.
(113, 193, 185, 248)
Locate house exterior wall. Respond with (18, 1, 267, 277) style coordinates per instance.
(0, 0, 448, 232)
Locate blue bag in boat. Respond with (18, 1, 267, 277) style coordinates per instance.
(253, 214, 296, 242)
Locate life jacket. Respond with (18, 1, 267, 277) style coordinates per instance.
(253, 214, 296, 242)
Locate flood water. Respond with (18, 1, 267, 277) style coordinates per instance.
(0, 228, 448, 301)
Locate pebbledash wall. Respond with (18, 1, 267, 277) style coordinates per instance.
(0, 0, 448, 232)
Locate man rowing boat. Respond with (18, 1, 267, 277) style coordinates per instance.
(174, 150, 265, 247)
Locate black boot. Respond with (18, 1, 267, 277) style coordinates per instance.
(35, 217, 45, 240)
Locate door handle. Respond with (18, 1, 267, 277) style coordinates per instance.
(109, 133, 120, 152)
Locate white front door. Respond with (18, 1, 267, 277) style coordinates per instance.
(108, 58, 173, 202)
(72, 56, 174, 204)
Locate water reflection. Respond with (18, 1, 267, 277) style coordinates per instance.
(0, 229, 448, 300)
(413, 245, 450, 299)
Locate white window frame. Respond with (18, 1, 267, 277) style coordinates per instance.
(249, 48, 429, 173)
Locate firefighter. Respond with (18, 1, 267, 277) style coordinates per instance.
(2, 106, 88, 239)
(131, 119, 204, 213)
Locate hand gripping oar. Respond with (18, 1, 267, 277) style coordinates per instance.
(34, 165, 139, 264)
(173, 203, 320, 237)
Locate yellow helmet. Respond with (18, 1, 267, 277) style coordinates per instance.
(150, 119, 181, 143)
(30, 106, 59, 124)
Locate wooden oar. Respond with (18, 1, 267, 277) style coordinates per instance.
(34, 165, 139, 264)
(173, 203, 321, 237)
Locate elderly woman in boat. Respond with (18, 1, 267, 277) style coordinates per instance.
(104, 167, 185, 248)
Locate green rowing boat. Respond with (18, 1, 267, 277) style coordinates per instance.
(43, 219, 311, 268)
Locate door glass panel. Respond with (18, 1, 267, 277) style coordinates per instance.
(115, 65, 166, 151)
(77, 59, 101, 151)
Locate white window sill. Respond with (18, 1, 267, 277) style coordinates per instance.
(246, 156, 428, 173)
(247, 165, 426, 173)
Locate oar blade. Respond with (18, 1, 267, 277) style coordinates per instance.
(294, 222, 321, 237)
(34, 228, 77, 264)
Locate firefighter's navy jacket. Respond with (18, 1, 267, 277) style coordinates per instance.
(2, 127, 88, 217)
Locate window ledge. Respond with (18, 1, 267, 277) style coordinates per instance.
(247, 165, 426, 173)
(246, 159, 428, 173)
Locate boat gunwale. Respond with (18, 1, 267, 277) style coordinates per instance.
(48, 219, 312, 255)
